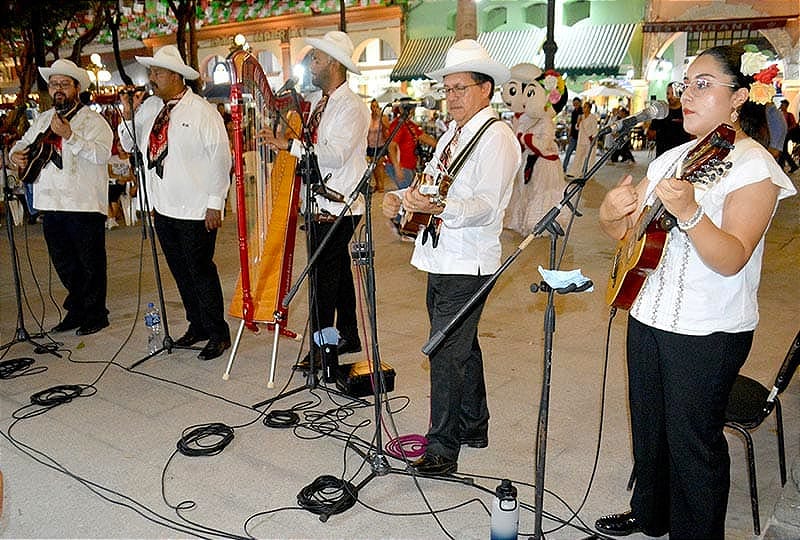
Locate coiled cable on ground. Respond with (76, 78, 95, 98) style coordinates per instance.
(176, 422, 234, 457)
(297, 475, 358, 522)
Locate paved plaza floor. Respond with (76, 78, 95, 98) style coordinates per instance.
(1, 150, 798, 538)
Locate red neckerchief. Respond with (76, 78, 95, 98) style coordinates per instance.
(148, 88, 187, 178)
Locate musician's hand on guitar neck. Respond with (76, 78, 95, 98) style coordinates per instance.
(655, 177, 698, 223)
(50, 114, 72, 140)
(402, 185, 445, 216)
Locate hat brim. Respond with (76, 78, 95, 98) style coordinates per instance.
(135, 55, 200, 80)
(38, 66, 91, 91)
(426, 60, 511, 86)
(306, 37, 361, 75)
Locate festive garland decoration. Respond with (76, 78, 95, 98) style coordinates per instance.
(740, 45, 779, 105)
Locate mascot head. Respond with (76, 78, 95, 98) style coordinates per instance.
(502, 63, 542, 114)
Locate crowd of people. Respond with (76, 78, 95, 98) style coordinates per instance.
(5, 34, 798, 537)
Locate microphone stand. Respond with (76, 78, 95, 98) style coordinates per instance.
(421, 129, 634, 539)
(0, 136, 61, 357)
(122, 96, 187, 369)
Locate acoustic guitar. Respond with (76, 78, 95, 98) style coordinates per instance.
(606, 123, 736, 310)
(398, 171, 452, 245)
(20, 102, 82, 184)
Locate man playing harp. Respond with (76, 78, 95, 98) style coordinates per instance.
(262, 31, 369, 368)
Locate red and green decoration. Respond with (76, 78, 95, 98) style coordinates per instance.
(64, 0, 394, 44)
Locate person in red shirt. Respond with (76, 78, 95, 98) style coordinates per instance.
(385, 99, 437, 189)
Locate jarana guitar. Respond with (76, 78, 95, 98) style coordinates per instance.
(606, 123, 735, 310)
(398, 170, 451, 244)
(20, 102, 82, 184)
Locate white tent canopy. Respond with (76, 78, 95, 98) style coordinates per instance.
(580, 85, 633, 98)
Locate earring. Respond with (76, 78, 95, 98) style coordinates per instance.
(730, 109, 739, 124)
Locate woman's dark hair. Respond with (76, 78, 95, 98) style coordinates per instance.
(697, 44, 768, 147)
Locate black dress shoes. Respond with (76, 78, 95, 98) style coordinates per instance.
(337, 337, 362, 355)
(595, 510, 667, 537)
(409, 453, 457, 476)
(76, 317, 109, 336)
(175, 328, 209, 347)
(198, 338, 231, 361)
(51, 315, 83, 333)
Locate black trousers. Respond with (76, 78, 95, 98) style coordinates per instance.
(41, 211, 108, 325)
(154, 212, 230, 341)
(627, 317, 752, 539)
(424, 273, 492, 461)
(307, 215, 361, 343)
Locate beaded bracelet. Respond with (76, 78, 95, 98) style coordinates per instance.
(678, 204, 704, 231)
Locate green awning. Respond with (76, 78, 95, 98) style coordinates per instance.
(390, 24, 636, 81)
(390, 28, 545, 82)
(552, 23, 637, 77)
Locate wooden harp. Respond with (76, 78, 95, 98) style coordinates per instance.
(225, 50, 305, 380)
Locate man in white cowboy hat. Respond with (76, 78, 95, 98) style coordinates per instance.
(10, 58, 114, 336)
(382, 39, 521, 475)
(118, 44, 232, 361)
(262, 30, 369, 370)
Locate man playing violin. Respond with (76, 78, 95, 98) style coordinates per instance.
(10, 59, 113, 336)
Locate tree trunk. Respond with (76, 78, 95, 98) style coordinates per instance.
(455, 0, 477, 41)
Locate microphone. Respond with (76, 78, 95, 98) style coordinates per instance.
(274, 76, 298, 96)
(597, 100, 669, 137)
(395, 95, 438, 110)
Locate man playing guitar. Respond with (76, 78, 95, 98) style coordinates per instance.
(10, 59, 113, 336)
(382, 40, 521, 476)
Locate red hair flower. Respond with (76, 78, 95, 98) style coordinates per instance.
(754, 64, 779, 84)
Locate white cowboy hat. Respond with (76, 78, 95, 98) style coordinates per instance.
(510, 63, 542, 84)
(426, 39, 511, 86)
(135, 45, 199, 80)
(305, 31, 361, 75)
(38, 59, 91, 91)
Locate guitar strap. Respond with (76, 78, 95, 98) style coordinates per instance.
(423, 117, 499, 247)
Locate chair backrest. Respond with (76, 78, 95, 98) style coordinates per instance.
(772, 329, 800, 399)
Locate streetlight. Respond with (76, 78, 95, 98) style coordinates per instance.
(86, 53, 112, 93)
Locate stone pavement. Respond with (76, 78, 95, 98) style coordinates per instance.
(0, 149, 798, 538)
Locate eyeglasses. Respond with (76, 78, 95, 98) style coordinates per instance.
(672, 79, 737, 96)
(48, 81, 74, 90)
(441, 83, 481, 97)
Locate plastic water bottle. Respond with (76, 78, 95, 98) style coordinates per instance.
(144, 302, 161, 354)
(490, 479, 519, 540)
